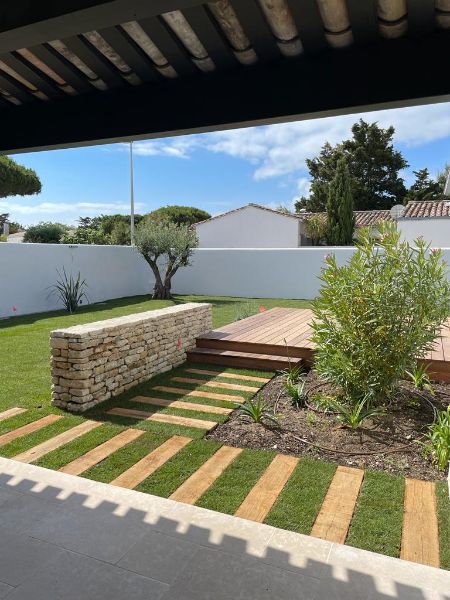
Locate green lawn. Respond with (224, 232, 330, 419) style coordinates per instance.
(1, 293, 449, 570)
(0, 294, 310, 412)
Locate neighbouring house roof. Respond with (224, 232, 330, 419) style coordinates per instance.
(195, 203, 301, 226)
(196, 200, 450, 231)
(401, 200, 450, 219)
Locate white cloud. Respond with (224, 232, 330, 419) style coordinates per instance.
(116, 101, 450, 183)
(0, 201, 141, 216)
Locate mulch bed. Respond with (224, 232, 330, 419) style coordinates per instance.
(208, 370, 450, 481)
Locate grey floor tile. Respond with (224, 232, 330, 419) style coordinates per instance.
(0, 492, 64, 534)
(0, 581, 14, 598)
(25, 502, 149, 563)
(0, 527, 64, 587)
(161, 545, 319, 600)
(7, 550, 169, 600)
(118, 530, 198, 584)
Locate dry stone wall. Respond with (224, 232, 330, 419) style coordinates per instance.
(50, 303, 212, 412)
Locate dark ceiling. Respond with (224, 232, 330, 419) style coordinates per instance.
(0, 0, 449, 153)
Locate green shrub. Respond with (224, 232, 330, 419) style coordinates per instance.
(312, 222, 450, 405)
(423, 406, 450, 471)
(48, 269, 89, 313)
(0, 234, 6, 242)
(23, 222, 67, 243)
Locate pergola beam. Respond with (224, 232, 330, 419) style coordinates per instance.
(0, 0, 204, 54)
(1, 31, 449, 154)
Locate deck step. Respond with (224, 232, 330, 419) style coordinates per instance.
(187, 347, 301, 371)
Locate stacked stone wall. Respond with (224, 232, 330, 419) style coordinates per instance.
(50, 303, 212, 412)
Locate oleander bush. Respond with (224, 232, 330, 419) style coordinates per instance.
(312, 222, 450, 407)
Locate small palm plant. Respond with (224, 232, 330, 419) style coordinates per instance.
(406, 362, 434, 394)
(329, 395, 385, 429)
(48, 268, 89, 314)
(239, 394, 280, 427)
(423, 406, 450, 471)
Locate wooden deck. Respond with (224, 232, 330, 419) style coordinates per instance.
(188, 307, 450, 381)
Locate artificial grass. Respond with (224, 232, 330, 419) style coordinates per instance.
(346, 471, 405, 557)
(195, 448, 275, 514)
(136, 439, 221, 497)
(436, 481, 450, 570)
(264, 458, 336, 534)
(82, 430, 169, 483)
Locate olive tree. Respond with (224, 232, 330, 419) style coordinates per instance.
(135, 218, 198, 299)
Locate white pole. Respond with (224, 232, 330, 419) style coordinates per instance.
(445, 170, 450, 197)
(130, 140, 135, 245)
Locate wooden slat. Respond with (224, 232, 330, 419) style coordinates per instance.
(0, 407, 26, 422)
(311, 466, 364, 544)
(401, 478, 440, 567)
(0, 414, 62, 447)
(130, 396, 233, 415)
(107, 407, 218, 430)
(59, 428, 144, 475)
(153, 386, 244, 403)
(14, 420, 102, 463)
(170, 445, 242, 504)
(171, 377, 259, 393)
(235, 454, 299, 522)
(185, 369, 270, 383)
(111, 435, 191, 489)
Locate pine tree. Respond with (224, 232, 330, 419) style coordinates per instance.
(295, 120, 408, 212)
(326, 158, 354, 245)
(404, 168, 441, 203)
(0, 156, 41, 198)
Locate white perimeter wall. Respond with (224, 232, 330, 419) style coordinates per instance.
(3, 244, 450, 319)
(0, 243, 152, 318)
(398, 218, 450, 247)
(196, 206, 300, 248)
(172, 248, 357, 299)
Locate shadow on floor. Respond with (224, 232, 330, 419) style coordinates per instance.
(0, 463, 447, 600)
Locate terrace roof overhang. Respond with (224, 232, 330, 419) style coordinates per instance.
(0, 0, 449, 153)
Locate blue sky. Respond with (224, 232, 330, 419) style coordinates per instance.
(3, 101, 450, 226)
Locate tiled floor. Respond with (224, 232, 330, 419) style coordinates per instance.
(0, 458, 448, 600)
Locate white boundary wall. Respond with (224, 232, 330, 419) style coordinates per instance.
(172, 248, 356, 299)
(0, 243, 152, 318)
(3, 244, 450, 318)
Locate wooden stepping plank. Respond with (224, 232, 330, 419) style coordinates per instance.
(186, 368, 271, 384)
(153, 386, 243, 403)
(59, 428, 144, 476)
(111, 435, 191, 489)
(401, 478, 440, 567)
(310, 466, 364, 544)
(130, 396, 233, 415)
(171, 377, 259, 393)
(107, 407, 218, 431)
(235, 454, 299, 522)
(0, 414, 62, 447)
(0, 407, 27, 422)
(14, 420, 102, 463)
(170, 446, 242, 504)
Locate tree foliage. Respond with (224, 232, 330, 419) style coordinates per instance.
(23, 222, 67, 244)
(148, 205, 210, 226)
(326, 158, 354, 245)
(295, 120, 408, 212)
(61, 214, 144, 245)
(404, 168, 442, 203)
(0, 156, 41, 198)
(303, 214, 327, 246)
(135, 218, 198, 299)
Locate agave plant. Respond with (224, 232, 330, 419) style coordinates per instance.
(423, 406, 450, 471)
(239, 394, 280, 427)
(48, 268, 89, 314)
(329, 395, 385, 429)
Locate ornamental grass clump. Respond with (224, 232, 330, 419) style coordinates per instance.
(312, 222, 450, 408)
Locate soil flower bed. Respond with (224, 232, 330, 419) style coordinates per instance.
(208, 370, 450, 481)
